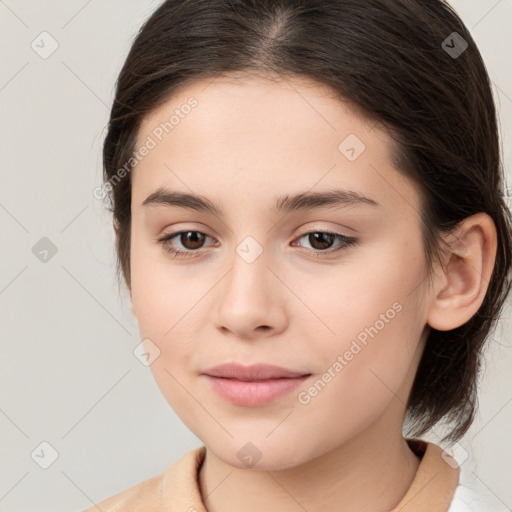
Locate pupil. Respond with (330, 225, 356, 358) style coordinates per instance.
(310, 232, 333, 250)
(183, 231, 204, 249)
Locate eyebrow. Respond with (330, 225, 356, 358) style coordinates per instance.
(141, 187, 380, 216)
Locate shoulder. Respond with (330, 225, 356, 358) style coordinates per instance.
(82, 471, 164, 512)
(82, 446, 207, 512)
(448, 482, 510, 512)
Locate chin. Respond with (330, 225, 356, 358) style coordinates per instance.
(205, 436, 319, 472)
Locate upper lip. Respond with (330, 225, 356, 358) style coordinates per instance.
(202, 363, 310, 381)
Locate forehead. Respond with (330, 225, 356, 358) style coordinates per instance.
(136, 72, 376, 151)
(131, 73, 421, 217)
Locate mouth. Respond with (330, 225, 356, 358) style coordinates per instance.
(202, 362, 310, 380)
(202, 373, 312, 407)
(213, 375, 309, 381)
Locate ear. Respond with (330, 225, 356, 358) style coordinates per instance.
(426, 212, 498, 331)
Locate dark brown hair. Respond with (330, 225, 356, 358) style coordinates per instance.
(102, 0, 512, 443)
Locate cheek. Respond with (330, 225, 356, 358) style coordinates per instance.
(293, 296, 425, 451)
(130, 229, 179, 334)
(130, 237, 188, 378)
(130, 232, 214, 376)
(131, 250, 201, 412)
(295, 238, 427, 405)
(290, 232, 426, 350)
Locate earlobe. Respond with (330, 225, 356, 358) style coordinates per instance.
(426, 213, 497, 331)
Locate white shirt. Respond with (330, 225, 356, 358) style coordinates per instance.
(447, 471, 510, 511)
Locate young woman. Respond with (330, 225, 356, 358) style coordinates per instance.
(86, 1, 512, 510)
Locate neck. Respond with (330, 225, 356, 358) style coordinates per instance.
(198, 420, 421, 512)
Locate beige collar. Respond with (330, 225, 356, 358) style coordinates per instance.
(162, 439, 460, 512)
(390, 439, 460, 511)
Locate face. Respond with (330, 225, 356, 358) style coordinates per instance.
(129, 73, 432, 470)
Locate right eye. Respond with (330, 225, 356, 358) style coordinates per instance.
(157, 230, 217, 259)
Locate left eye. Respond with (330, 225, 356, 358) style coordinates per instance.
(157, 230, 357, 259)
(293, 231, 357, 255)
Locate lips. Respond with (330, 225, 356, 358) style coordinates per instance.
(201, 362, 312, 407)
(202, 362, 310, 380)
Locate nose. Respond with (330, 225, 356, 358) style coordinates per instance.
(212, 240, 287, 340)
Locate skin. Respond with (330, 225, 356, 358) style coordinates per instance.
(128, 73, 497, 512)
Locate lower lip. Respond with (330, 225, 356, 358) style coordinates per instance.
(203, 374, 312, 407)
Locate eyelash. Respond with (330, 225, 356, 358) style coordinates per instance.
(157, 229, 357, 260)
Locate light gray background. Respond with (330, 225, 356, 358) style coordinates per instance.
(0, 1, 511, 511)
